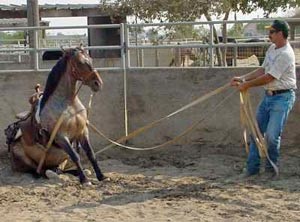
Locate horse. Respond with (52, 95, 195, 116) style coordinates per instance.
(169, 44, 196, 67)
(42, 50, 63, 60)
(200, 36, 268, 66)
(225, 38, 268, 66)
(5, 45, 105, 184)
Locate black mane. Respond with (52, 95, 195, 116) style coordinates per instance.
(39, 57, 67, 112)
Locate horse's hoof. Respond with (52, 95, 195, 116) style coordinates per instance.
(45, 169, 63, 183)
(45, 169, 59, 179)
(82, 181, 92, 186)
(104, 177, 111, 182)
(98, 175, 110, 182)
(83, 169, 92, 176)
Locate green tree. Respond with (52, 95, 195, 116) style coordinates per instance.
(100, 0, 299, 65)
(243, 0, 299, 16)
(166, 25, 204, 41)
(228, 23, 245, 38)
(100, 0, 299, 35)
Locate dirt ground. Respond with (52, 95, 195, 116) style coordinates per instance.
(1, 140, 300, 222)
(1, 66, 300, 221)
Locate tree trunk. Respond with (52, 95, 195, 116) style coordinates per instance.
(222, 11, 230, 66)
(204, 13, 222, 66)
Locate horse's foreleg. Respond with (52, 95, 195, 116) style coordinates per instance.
(55, 135, 88, 184)
(80, 136, 105, 181)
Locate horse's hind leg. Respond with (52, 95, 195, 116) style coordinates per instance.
(55, 135, 89, 184)
(80, 136, 105, 181)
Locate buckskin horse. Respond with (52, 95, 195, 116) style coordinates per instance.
(5, 45, 105, 184)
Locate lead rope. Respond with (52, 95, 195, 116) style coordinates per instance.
(86, 83, 278, 175)
(85, 83, 232, 155)
(88, 90, 235, 153)
(36, 110, 67, 174)
(240, 91, 279, 175)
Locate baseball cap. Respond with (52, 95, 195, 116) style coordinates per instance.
(265, 19, 289, 36)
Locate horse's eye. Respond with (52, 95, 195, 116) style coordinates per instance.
(81, 59, 93, 71)
(87, 58, 94, 69)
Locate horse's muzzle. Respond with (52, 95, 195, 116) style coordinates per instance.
(89, 70, 103, 92)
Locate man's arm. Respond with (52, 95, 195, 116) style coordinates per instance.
(238, 73, 275, 91)
(242, 67, 265, 81)
(230, 68, 265, 87)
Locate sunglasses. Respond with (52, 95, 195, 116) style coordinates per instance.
(269, 29, 278, 34)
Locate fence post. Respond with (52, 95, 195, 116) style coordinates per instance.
(120, 23, 129, 136)
(27, 0, 39, 71)
(155, 45, 159, 67)
(140, 46, 144, 67)
(17, 40, 21, 63)
(234, 44, 237, 66)
(34, 30, 39, 70)
(209, 24, 214, 68)
(124, 24, 130, 69)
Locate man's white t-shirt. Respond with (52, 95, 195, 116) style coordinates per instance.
(262, 42, 297, 90)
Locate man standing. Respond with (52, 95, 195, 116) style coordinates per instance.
(231, 19, 297, 177)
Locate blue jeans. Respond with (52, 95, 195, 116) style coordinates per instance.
(247, 90, 296, 175)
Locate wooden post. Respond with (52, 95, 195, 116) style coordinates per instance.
(27, 0, 39, 70)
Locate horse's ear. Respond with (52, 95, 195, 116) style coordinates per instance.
(61, 46, 72, 59)
(78, 43, 89, 55)
(79, 43, 84, 50)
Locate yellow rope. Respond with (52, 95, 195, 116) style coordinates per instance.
(86, 80, 280, 176)
(89, 90, 235, 154)
(36, 110, 67, 174)
(239, 91, 279, 175)
(87, 83, 232, 155)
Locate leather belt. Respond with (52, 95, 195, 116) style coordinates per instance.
(266, 89, 292, 96)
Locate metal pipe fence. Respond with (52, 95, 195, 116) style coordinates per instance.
(0, 18, 300, 72)
(1, 18, 300, 138)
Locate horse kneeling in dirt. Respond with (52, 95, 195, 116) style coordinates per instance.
(5, 46, 105, 185)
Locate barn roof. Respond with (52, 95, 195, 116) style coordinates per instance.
(0, 4, 100, 11)
(0, 4, 107, 18)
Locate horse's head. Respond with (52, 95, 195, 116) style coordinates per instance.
(65, 46, 103, 92)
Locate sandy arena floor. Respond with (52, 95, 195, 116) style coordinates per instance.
(1, 142, 300, 222)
